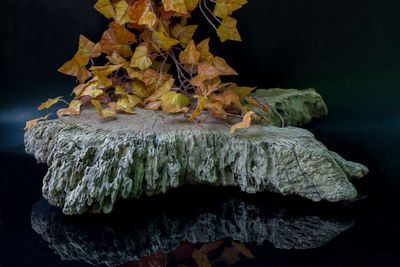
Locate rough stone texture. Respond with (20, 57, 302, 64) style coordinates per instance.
(24, 108, 368, 215)
(31, 198, 354, 266)
(247, 88, 328, 127)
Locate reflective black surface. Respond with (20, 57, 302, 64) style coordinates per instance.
(1, 0, 400, 266)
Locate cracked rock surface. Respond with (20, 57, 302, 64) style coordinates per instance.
(25, 105, 368, 215)
(31, 198, 354, 266)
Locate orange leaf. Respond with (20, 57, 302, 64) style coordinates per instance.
(57, 100, 83, 117)
(128, 0, 158, 30)
(232, 241, 255, 259)
(192, 249, 211, 267)
(162, 0, 188, 15)
(247, 96, 269, 113)
(58, 53, 91, 83)
(91, 99, 116, 118)
(212, 56, 238, 75)
(190, 62, 221, 87)
(38, 96, 62, 110)
(24, 114, 50, 130)
(230, 111, 254, 134)
(217, 16, 242, 42)
(172, 24, 198, 47)
(99, 22, 136, 57)
(145, 78, 175, 102)
(179, 40, 200, 65)
(196, 38, 213, 63)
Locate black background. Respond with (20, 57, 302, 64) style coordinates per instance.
(1, 0, 400, 266)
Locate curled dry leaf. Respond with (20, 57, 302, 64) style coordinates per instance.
(230, 110, 254, 134)
(38, 96, 63, 110)
(57, 100, 83, 117)
(24, 114, 50, 130)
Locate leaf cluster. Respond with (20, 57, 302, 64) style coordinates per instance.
(26, 0, 270, 133)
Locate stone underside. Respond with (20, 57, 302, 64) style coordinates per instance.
(31, 198, 354, 266)
(25, 99, 368, 214)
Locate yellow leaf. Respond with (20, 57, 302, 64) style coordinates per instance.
(189, 96, 207, 120)
(152, 30, 180, 51)
(58, 53, 91, 83)
(38, 96, 62, 110)
(184, 0, 199, 11)
(115, 85, 126, 96)
(78, 35, 102, 58)
(109, 101, 136, 114)
(90, 64, 122, 76)
(212, 56, 238, 75)
(130, 43, 152, 70)
(127, 94, 143, 107)
(145, 78, 175, 102)
(125, 67, 144, 79)
(226, 83, 256, 97)
(214, 0, 247, 19)
(91, 99, 116, 118)
(99, 22, 136, 57)
(114, 0, 130, 25)
(117, 96, 134, 110)
(106, 51, 128, 65)
(172, 24, 198, 47)
(216, 16, 242, 42)
(179, 40, 200, 65)
(230, 111, 254, 134)
(24, 114, 50, 130)
(160, 91, 189, 109)
(57, 100, 83, 117)
(129, 81, 148, 98)
(162, 0, 188, 14)
(94, 0, 115, 19)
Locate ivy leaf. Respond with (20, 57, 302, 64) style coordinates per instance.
(24, 114, 50, 130)
(225, 83, 256, 97)
(184, 0, 199, 11)
(189, 95, 207, 120)
(144, 101, 162, 110)
(196, 38, 213, 63)
(128, 0, 158, 30)
(212, 56, 238, 75)
(162, 0, 188, 15)
(57, 100, 83, 117)
(161, 91, 189, 110)
(217, 16, 242, 42)
(94, 0, 115, 19)
(212, 89, 242, 109)
(38, 96, 62, 110)
(130, 43, 152, 70)
(172, 24, 198, 47)
(106, 51, 129, 65)
(214, 0, 248, 19)
(145, 78, 175, 102)
(58, 53, 91, 83)
(152, 30, 180, 51)
(204, 101, 229, 118)
(78, 35, 102, 58)
(100, 22, 136, 57)
(91, 99, 116, 118)
(179, 40, 200, 65)
(190, 62, 221, 86)
(89, 64, 122, 76)
(114, 0, 130, 25)
(230, 111, 254, 134)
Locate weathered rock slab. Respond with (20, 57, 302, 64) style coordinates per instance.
(25, 106, 367, 215)
(247, 88, 328, 126)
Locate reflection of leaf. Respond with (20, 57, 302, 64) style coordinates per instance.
(230, 111, 254, 134)
(24, 114, 50, 130)
(202, 240, 224, 254)
(220, 247, 240, 265)
(232, 241, 255, 259)
(38, 96, 62, 110)
(193, 249, 211, 267)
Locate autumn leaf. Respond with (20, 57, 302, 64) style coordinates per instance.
(94, 0, 115, 19)
(212, 89, 242, 109)
(179, 40, 200, 65)
(162, 0, 188, 15)
(202, 240, 224, 254)
(212, 56, 238, 75)
(161, 91, 189, 111)
(38, 96, 62, 110)
(58, 53, 91, 83)
(172, 24, 198, 47)
(226, 83, 256, 97)
(24, 114, 51, 130)
(114, 0, 130, 25)
(78, 35, 101, 58)
(129, 81, 148, 98)
(128, 0, 158, 29)
(152, 30, 180, 51)
(220, 247, 240, 265)
(100, 22, 136, 57)
(57, 100, 83, 117)
(145, 78, 175, 102)
(89, 64, 122, 76)
(106, 51, 129, 65)
(230, 111, 254, 134)
(91, 99, 116, 117)
(217, 16, 242, 42)
(190, 95, 207, 120)
(130, 43, 152, 70)
(184, 0, 199, 11)
(109, 101, 137, 114)
(231, 241, 255, 259)
(144, 101, 162, 110)
(196, 38, 214, 63)
(192, 249, 211, 267)
(214, 0, 248, 19)
(247, 96, 269, 113)
(190, 62, 221, 86)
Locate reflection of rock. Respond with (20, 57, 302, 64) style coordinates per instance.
(31, 197, 354, 266)
(246, 88, 328, 127)
(25, 108, 368, 214)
